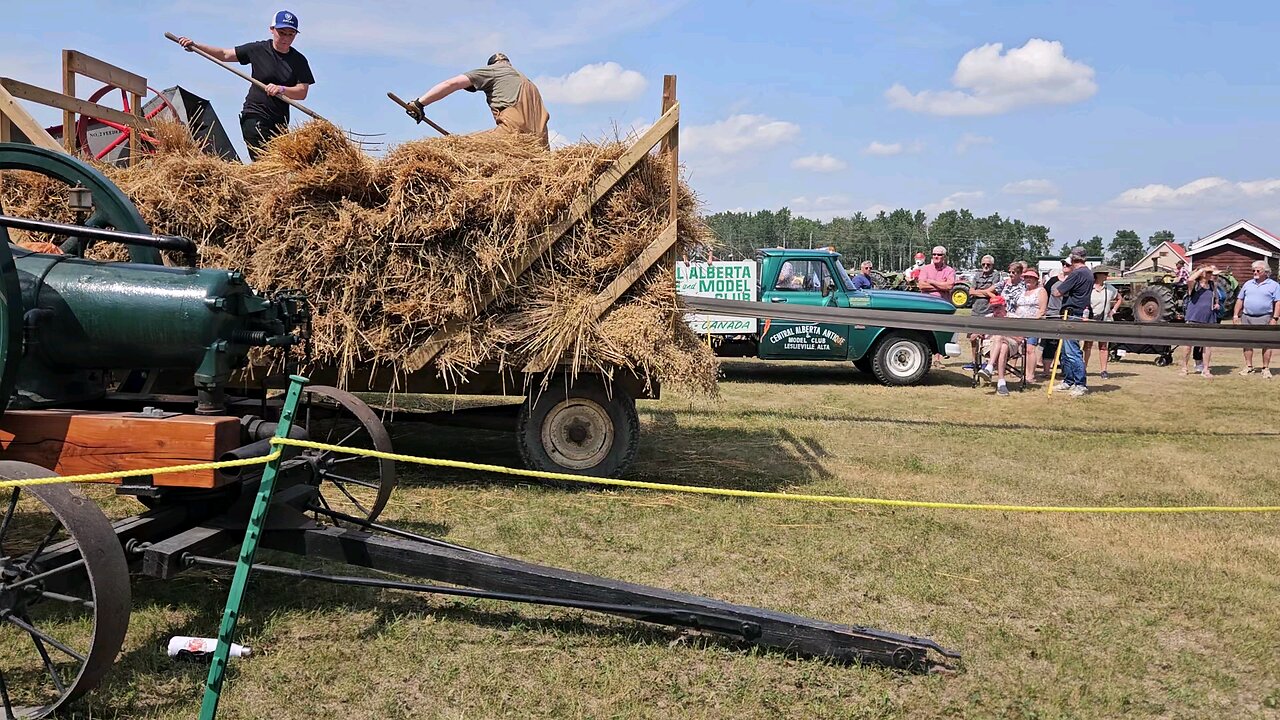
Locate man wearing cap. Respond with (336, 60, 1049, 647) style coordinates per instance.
(965, 254, 1002, 367)
(406, 54, 550, 149)
(1232, 260, 1280, 378)
(916, 246, 955, 367)
(178, 11, 315, 161)
(1050, 250, 1094, 396)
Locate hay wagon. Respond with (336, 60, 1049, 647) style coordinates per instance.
(2, 68, 697, 522)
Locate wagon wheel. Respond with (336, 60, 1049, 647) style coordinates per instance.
(75, 84, 178, 163)
(0, 463, 131, 718)
(295, 386, 396, 524)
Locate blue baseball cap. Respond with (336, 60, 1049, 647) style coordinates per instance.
(272, 10, 299, 32)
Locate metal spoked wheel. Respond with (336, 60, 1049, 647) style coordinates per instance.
(295, 386, 396, 524)
(0, 463, 130, 719)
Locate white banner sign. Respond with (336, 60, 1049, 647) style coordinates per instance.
(676, 260, 758, 334)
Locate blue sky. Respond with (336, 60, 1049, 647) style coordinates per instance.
(5, 0, 1280, 245)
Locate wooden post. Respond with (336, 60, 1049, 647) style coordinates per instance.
(0, 114, 11, 143)
(661, 75, 679, 225)
(61, 50, 76, 154)
(128, 90, 143, 166)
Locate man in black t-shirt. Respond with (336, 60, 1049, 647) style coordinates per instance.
(1050, 251, 1094, 395)
(178, 10, 315, 160)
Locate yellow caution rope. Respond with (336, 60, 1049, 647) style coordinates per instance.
(270, 438, 1280, 515)
(0, 450, 282, 489)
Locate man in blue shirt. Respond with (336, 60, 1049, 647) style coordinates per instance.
(1232, 260, 1280, 378)
(851, 260, 875, 290)
(1050, 251, 1094, 395)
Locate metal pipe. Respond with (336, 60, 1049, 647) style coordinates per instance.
(0, 213, 197, 263)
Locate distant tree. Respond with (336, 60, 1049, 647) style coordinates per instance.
(1148, 229, 1176, 248)
(1026, 224, 1053, 258)
(1108, 229, 1144, 268)
(1057, 243, 1073, 256)
(1082, 235, 1105, 256)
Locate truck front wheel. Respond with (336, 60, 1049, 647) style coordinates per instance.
(870, 333, 931, 386)
(517, 375, 640, 479)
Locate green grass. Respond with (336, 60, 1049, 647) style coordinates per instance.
(57, 354, 1280, 718)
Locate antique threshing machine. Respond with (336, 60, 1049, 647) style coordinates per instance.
(0, 145, 956, 718)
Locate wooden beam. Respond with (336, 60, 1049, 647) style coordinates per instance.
(0, 85, 62, 152)
(0, 114, 11, 143)
(128, 90, 143, 166)
(0, 410, 241, 488)
(61, 49, 76, 154)
(662, 75, 679, 225)
(523, 220, 679, 373)
(0, 78, 152, 134)
(64, 50, 147, 97)
(402, 100, 682, 373)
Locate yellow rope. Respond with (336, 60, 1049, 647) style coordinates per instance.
(270, 438, 1280, 514)
(0, 450, 282, 489)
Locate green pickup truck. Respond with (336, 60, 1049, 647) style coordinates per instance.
(684, 248, 960, 386)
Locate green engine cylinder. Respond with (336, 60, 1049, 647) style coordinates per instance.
(11, 249, 303, 410)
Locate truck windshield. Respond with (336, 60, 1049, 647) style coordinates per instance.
(833, 259, 858, 291)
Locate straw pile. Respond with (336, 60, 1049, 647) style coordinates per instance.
(0, 122, 718, 395)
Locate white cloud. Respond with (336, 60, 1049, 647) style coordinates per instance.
(886, 38, 1097, 116)
(862, 140, 924, 156)
(1111, 177, 1280, 208)
(925, 191, 985, 215)
(535, 62, 647, 104)
(683, 114, 799, 155)
(864, 203, 895, 216)
(955, 133, 994, 154)
(1027, 199, 1062, 213)
(864, 141, 904, 156)
(1003, 179, 1059, 196)
(791, 154, 847, 172)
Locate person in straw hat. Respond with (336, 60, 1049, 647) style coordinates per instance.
(178, 10, 315, 161)
(405, 53, 551, 149)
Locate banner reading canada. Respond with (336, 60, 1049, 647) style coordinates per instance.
(675, 261, 758, 334)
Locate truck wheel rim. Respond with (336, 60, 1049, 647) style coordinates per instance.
(887, 340, 924, 377)
(541, 399, 614, 470)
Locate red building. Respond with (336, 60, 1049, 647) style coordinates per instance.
(1187, 219, 1280, 279)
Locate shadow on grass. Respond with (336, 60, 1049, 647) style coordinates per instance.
(649, 406, 1280, 438)
(377, 412, 835, 493)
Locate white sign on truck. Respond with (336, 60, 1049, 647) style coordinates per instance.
(676, 260, 758, 334)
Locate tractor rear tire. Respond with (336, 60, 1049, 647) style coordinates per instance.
(870, 332, 931, 386)
(869, 271, 889, 289)
(1134, 285, 1175, 323)
(518, 375, 640, 479)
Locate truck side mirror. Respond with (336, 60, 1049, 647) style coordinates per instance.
(821, 277, 836, 298)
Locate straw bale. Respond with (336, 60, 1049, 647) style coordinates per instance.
(0, 121, 719, 396)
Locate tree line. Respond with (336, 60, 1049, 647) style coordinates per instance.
(700, 207, 1178, 272)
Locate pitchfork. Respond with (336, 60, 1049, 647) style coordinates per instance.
(164, 32, 384, 152)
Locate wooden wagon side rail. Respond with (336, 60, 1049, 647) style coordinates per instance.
(403, 77, 682, 374)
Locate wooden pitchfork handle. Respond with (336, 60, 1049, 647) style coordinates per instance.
(386, 92, 450, 136)
(164, 31, 329, 123)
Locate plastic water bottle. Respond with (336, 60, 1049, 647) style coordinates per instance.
(167, 636, 251, 660)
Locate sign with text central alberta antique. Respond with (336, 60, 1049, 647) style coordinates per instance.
(676, 260, 758, 334)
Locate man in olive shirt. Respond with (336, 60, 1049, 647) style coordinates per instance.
(406, 53, 550, 149)
(178, 10, 315, 161)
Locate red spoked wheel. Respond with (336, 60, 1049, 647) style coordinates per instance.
(74, 84, 179, 162)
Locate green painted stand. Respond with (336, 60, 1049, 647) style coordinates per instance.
(198, 375, 308, 720)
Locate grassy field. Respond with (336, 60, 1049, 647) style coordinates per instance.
(68, 353, 1280, 718)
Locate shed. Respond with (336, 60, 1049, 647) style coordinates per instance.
(1125, 241, 1187, 275)
(1186, 220, 1280, 279)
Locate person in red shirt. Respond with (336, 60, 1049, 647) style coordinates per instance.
(916, 245, 955, 366)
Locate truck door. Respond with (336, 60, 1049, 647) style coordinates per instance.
(757, 259, 852, 360)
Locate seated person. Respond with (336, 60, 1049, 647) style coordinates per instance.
(976, 296, 1025, 395)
